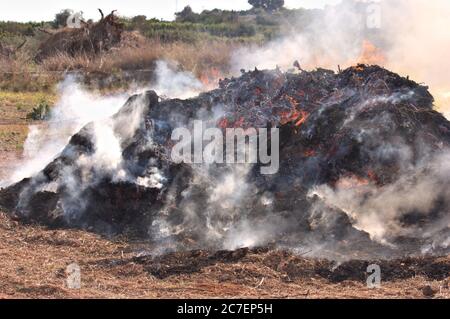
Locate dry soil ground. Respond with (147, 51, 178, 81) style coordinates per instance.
(0, 209, 449, 299)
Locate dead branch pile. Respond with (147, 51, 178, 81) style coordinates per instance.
(0, 43, 14, 58)
(35, 11, 124, 61)
(0, 40, 26, 59)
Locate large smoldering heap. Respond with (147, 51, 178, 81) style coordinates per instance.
(1, 65, 450, 260)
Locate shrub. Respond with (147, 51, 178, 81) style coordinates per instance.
(27, 100, 51, 120)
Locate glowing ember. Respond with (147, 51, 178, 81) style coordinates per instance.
(336, 175, 370, 189)
(233, 117, 245, 128)
(217, 117, 229, 129)
(217, 116, 246, 128)
(295, 110, 309, 127)
(367, 170, 379, 184)
(303, 149, 317, 157)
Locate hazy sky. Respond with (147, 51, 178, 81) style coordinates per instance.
(0, 0, 341, 22)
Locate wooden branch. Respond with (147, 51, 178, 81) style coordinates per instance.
(37, 28, 55, 35)
(98, 8, 104, 20)
(16, 39, 27, 51)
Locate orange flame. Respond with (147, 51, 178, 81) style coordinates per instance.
(217, 117, 229, 129)
(217, 116, 246, 129)
(280, 109, 300, 125)
(336, 175, 370, 189)
(358, 40, 387, 66)
(199, 67, 223, 88)
(234, 117, 245, 128)
(295, 110, 309, 127)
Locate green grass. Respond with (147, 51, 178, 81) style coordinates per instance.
(0, 91, 56, 115)
(0, 91, 56, 151)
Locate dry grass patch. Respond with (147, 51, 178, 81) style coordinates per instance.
(39, 40, 237, 77)
(0, 125, 29, 152)
(0, 91, 56, 151)
(0, 210, 448, 299)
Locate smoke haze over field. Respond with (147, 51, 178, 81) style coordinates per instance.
(232, 0, 450, 114)
(382, 0, 450, 114)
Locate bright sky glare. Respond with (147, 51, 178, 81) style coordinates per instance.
(0, 0, 342, 22)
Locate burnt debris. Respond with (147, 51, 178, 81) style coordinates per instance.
(1, 64, 450, 260)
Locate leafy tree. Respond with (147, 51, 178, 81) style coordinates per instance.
(248, 0, 285, 11)
(130, 15, 147, 30)
(53, 9, 74, 28)
(131, 15, 147, 25)
(175, 6, 198, 23)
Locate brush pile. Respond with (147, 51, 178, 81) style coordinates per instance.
(0, 40, 26, 59)
(0, 43, 14, 58)
(35, 11, 125, 61)
(1, 64, 450, 260)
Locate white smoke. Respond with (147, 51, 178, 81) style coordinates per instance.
(0, 60, 209, 189)
(311, 150, 450, 249)
(77, 120, 126, 180)
(3, 0, 450, 257)
(0, 77, 128, 188)
(232, 0, 450, 115)
(223, 219, 277, 250)
(152, 60, 205, 99)
(231, 0, 368, 73)
(143, 11, 450, 253)
(381, 0, 450, 114)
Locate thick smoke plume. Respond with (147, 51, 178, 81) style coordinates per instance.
(0, 78, 127, 187)
(0, 61, 206, 188)
(232, 0, 450, 114)
(225, 0, 450, 253)
(381, 0, 450, 115)
(311, 150, 450, 251)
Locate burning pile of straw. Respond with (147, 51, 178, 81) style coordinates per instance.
(1, 64, 449, 260)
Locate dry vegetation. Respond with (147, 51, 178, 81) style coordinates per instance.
(0, 39, 237, 95)
(39, 40, 237, 75)
(0, 30, 237, 150)
(0, 91, 55, 152)
(0, 212, 448, 299)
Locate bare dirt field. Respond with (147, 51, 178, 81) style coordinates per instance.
(0, 209, 448, 299)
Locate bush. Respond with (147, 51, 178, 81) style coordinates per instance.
(53, 9, 74, 28)
(0, 21, 41, 37)
(27, 100, 51, 120)
(248, 0, 285, 12)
